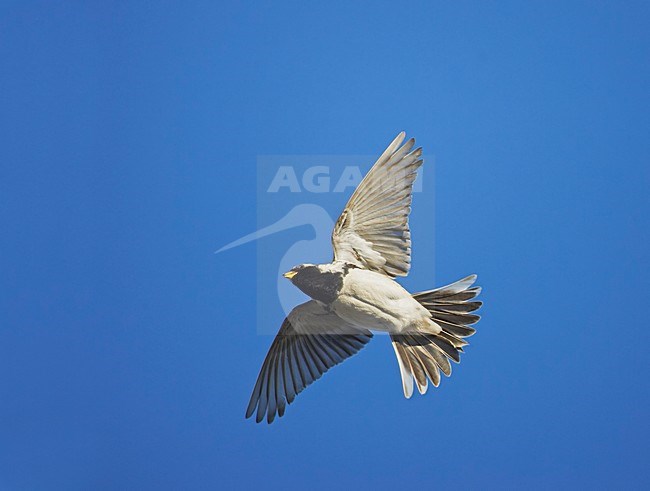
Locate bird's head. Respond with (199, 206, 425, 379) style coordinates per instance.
(282, 263, 318, 283)
(282, 263, 344, 304)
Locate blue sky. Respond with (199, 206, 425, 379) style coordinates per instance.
(1, 1, 649, 489)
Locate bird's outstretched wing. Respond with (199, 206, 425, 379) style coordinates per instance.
(246, 300, 373, 423)
(332, 132, 423, 277)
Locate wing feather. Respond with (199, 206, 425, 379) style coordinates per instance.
(332, 132, 424, 277)
(246, 300, 373, 423)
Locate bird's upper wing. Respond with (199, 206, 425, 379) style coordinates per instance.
(331, 132, 423, 277)
(246, 300, 373, 424)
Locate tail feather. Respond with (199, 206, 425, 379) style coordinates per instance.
(407, 347, 429, 395)
(414, 346, 441, 387)
(393, 338, 430, 396)
(391, 275, 482, 397)
(391, 342, 414, 397)
(435, 319, 476, 338)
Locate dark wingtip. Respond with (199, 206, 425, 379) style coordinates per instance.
(245, 400, 256, 420)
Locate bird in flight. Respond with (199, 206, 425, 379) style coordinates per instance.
(246, 132, 482, 423)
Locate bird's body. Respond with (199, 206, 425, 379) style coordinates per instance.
(331, 266, 438, 334)
(288, 261, 436, 333)
(234, 132, 483, 423)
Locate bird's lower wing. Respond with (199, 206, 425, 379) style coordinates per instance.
(246, 300, 373, 424)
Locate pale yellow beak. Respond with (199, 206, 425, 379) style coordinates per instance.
(283, 270, 297, 279)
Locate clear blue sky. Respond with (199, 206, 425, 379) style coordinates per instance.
(1, 1, 649, 489)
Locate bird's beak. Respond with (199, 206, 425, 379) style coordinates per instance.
(283, 270, 297, 279)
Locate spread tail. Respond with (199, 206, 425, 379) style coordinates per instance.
(391, 275, 482, 398)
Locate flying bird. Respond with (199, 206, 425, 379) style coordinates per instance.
(245, 132, 482, 423)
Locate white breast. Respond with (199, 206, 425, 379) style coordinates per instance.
(331, 268, 432, 333)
